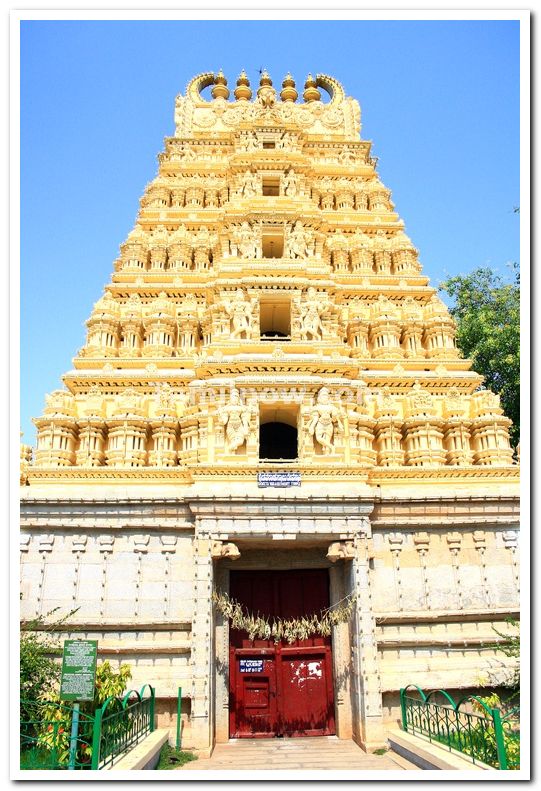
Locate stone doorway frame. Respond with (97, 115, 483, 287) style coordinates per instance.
(188, 496, 385, 753)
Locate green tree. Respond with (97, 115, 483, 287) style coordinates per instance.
(492, 617, 520, 698)
(439, 265, 520, 447)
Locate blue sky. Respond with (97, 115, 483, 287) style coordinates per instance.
(20, 19, 520, 444)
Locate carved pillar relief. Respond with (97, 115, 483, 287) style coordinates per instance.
(348, 525, 385, 748)
(190, 534, 214, 750)
(160, 536, 177, 619)
(502, 530, 520, 597)
(98, 535, 115, 619)
(446, 531, 463, 610)
(387, 533, 404, 611)
(414, 532, 431, 609)
(473, 530, 491, 607)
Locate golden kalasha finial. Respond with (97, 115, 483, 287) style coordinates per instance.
(234, 69, 252, 101)
(259, 69, 273, 87)
(303, 73, 321, 103)
(257, 69, 276, 107)
(212, 69, 230, 100)
(280, 72, 298, 103)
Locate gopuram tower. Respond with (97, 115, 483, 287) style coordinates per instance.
(21, 71, 519, 752)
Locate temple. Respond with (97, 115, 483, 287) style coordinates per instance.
(20, 70, 519, 752)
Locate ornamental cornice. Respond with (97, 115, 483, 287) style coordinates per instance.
(368, 465, 519, 482)
(23, 462, 519, 486)
(25, 467, 194, 482)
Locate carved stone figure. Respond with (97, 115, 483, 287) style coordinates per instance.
(224, 288, 258, 339)
(286, 221, 313, 258)
(219, 389, 250, 452)
(299, 287, 325, 340)
(276, 131, 294, 150)
(282, 168, 299, 197)
(339, 148, 357, 164)
(308, 387, 344, 454)
(240, 170, 259, 198)
(234, 221, 259, 259)
(242, 132, 260, 151)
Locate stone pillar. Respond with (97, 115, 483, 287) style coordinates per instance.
(347, 519, 385, 750)
(190, 533, 214, 754)
(329, 563, 353, 739)
(214, 563, 231, 744)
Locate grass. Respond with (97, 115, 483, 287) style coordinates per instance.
(20, 746, 63, 770)
(156, 743, 198, 770)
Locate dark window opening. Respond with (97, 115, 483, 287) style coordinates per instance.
(260, 302, 291, 339)
(263, 141, 276, 150)
(259, 422, 298, 461)
(262, 177, 280, 196)
(262, 232, 284, 258)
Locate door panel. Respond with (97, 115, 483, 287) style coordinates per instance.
(280, 652, 334, 735)
(233, 656, 277, 736)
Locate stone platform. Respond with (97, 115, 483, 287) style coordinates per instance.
(180, 736, 415, 772)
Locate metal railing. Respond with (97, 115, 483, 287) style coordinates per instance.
(20, 684, 155, 771)
(400, 685, 519, 770)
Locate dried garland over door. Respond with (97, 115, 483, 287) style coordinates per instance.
(212, 590, 357, 644)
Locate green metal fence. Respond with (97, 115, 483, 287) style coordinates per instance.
(400, 685, 519, 770)
(20, 684, 155, 770)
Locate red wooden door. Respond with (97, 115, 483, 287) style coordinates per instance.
(229, 569, 335, 738)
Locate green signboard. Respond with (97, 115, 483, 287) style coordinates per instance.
(60, 640, 98, 701)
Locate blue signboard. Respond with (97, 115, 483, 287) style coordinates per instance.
(239, 659, 264, 673)
(257, 471, 301, 488)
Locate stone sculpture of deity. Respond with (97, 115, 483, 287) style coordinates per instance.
(308, 387, 344, 455)
(219, 389, 250, 452)
(286, 221, 313, 259)
(234, 222, 259, 259)
(298, 286, 325, 340)
(240, 170, 259, 198)
(282, 168, 299, 197)
(224, 288, 258, 339)
(242, 132, 260, 151)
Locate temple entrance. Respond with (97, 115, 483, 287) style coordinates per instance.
(229, 569, 335, 738)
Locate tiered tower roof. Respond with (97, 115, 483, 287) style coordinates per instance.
(25, 71, 517, 488)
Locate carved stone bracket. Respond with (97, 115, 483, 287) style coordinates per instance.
(387, 533, 404, 553)
(446, 531, 462, 554)
(133, 534, 150, 553)
(413, 532, 430, 554)
(38, 535, 55, 553)
(327, 540, 355, 562)
(98, 535, 115, 554)
(160, 535, 178, 553)
(71, 535, 88, 553)
(502, 530, 518, 550)
(473, 530, 487, 550)
(211, 540, 240, 560)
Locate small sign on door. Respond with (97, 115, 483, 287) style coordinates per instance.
(239, 659, 264, 673)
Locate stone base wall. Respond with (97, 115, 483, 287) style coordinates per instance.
(20, 486, 519, 750)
